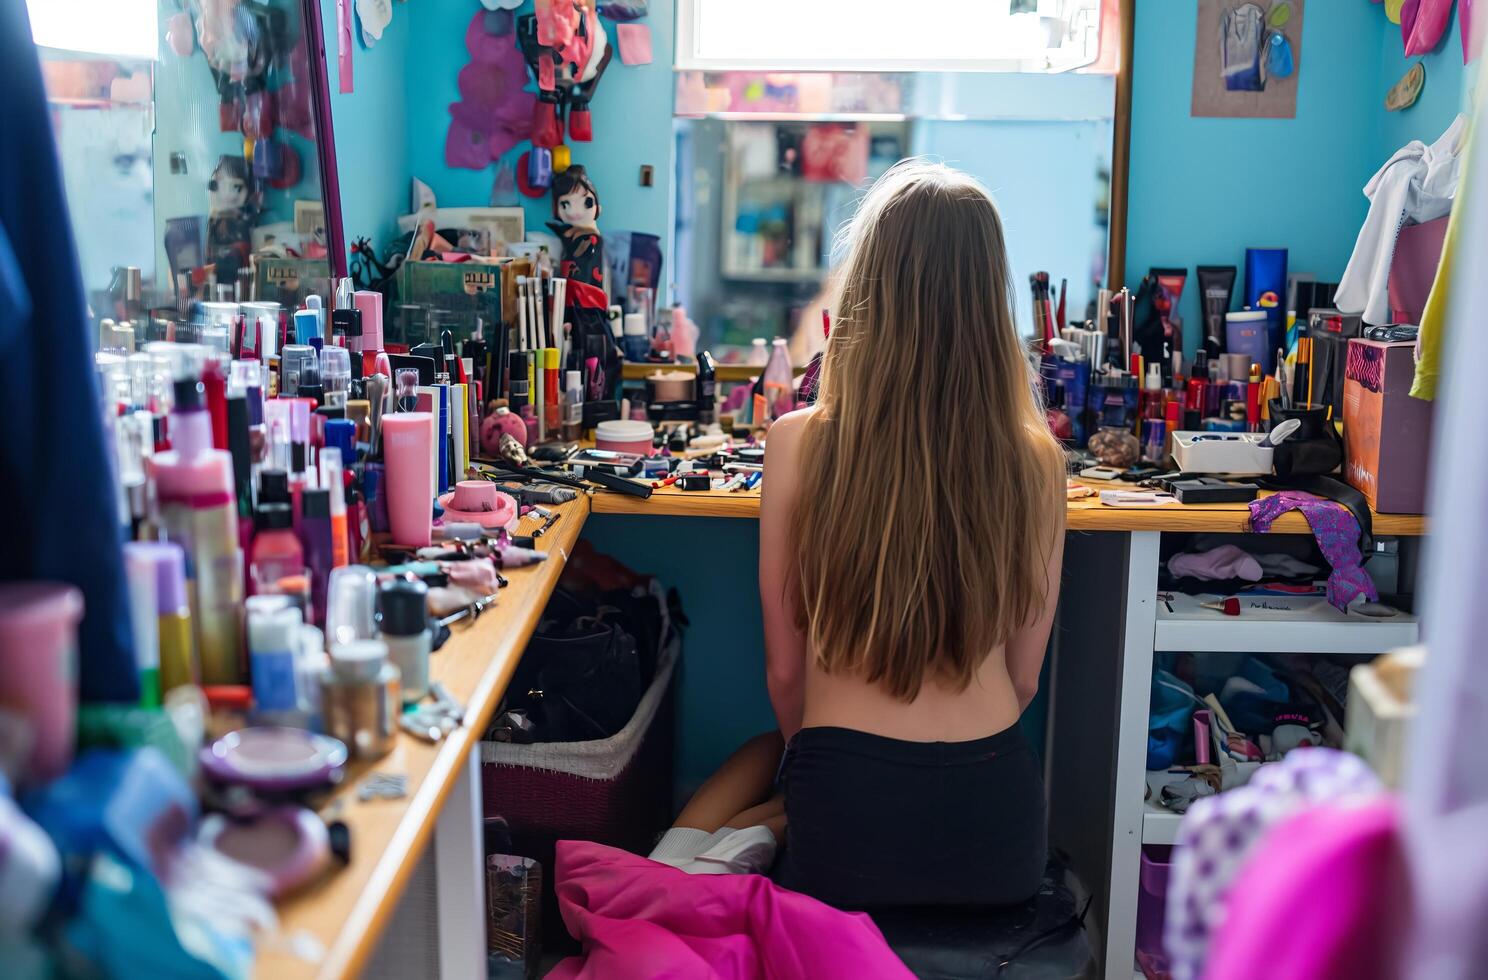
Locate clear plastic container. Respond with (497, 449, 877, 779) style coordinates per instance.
(320, 346, 352, 408)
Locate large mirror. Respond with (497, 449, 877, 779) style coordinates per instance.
(669, 0, 1125, 365)
(673, 72, 1116, 365)
(28, 0, 345, 343)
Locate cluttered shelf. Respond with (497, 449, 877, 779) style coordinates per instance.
(620, 361, 807, 383)
(259, 498, 590, 980)
(1154, 591, 1419, 654)
(1063, 486, 1426, 536)
(589, 480, 1428, 535)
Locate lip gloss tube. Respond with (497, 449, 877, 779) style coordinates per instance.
(300, 488, 334, 627)
(543, 348, 560, 435)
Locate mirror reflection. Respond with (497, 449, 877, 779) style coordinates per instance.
(671, 70, 1116, 365)
(31, 0, 337, 345)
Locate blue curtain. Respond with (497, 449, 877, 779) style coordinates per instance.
(0, 4, 138, 702)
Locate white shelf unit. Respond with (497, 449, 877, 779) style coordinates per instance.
(1050, 530, 1426, 980)
(1155, 592, 1419, 654)
(1142, 771, 1185, 846)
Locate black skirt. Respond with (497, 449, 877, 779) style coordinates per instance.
(773, 723, 1046, 910)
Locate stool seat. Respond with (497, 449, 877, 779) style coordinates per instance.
(871, 861, 1094, 980)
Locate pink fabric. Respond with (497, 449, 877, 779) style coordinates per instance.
(1389, 215, 1450, 323)
(548, 841, 914, 980)
(1205, 799, 1408, 980)
(1465, 0, 1482, 63)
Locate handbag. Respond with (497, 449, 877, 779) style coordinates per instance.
(507, 590, 644, 742)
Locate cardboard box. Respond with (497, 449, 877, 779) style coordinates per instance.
(1343, 339, 1433, 514)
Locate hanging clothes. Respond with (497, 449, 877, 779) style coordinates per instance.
(0, 6, 138, 701)
(1163, 749, 1384, 980)
(1336, 115, 1466, 327)
(1413, 66, 1486, 398)
(1204, 799, 1407, 980)
(1404, 68, 1488, 980)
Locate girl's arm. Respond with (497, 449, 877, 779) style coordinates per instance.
(759, 411, 810, 740)
(1004, 493, 1066, 712)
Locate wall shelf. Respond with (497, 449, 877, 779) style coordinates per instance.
(1154, 593, 1418, 654)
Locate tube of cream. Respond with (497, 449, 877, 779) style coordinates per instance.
(1244, 249, 1287, 357)
(1151, 267, 1188, 360)
(1196, 266, 1237, 359)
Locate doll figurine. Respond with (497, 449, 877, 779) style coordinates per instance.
(206, 154, 256, 285)
(546, 165, 605, 290)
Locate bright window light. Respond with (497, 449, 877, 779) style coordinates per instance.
(26, 0, 158, 61)
(678, 0, 1100, 72)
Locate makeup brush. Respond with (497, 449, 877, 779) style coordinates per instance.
(516, 276, 529, 351)
(1201, 597, 1241, 617)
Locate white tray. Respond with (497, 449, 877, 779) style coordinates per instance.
(1170, 431, 1274, 476)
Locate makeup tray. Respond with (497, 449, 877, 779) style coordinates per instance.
(1170, 432, 1274, 477)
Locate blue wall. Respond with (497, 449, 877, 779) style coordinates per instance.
(914, 118, 1112, 336)
(1127, 0, 1475, 352)
(582, 515, 773, 794)
(402, 0, 675, 249)
(1377, 3, 1472, 154)
(320, 0, 411, 249)
(1126, 0, 1382, 352)
(323, 0, 674, 257)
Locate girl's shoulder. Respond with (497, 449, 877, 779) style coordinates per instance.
(763, 406, 818, 459)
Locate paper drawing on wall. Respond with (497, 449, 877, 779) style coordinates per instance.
(1192, 0, 1305, 118)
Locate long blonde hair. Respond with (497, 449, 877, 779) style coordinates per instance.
(791, 160, 1065, 701)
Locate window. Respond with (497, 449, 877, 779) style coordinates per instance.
(26, 0, 157, 61)
(676, 0, 1102, 73)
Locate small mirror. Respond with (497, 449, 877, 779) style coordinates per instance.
(28, 0, 345, 342)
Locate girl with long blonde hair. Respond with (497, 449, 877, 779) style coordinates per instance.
(650, 161, 1066, 907)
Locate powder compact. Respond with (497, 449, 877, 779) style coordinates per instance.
(199, 726, 349, 793)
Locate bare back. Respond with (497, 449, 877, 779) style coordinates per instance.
(760, 406, 1064, 744)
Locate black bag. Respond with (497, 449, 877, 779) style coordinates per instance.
(508, 590, 644, 742)
(597, 588, 664, 684)
(1266, 401, 1343, 479)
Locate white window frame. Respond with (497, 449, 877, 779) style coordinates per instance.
(26, 0, 158, 61)
(675, 0, 1101, 74)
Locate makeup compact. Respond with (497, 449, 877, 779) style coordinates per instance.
(198, 805, 331, 898)
(199, 727, 348, 794)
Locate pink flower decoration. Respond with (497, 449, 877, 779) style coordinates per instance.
(446, 10, 536, 169)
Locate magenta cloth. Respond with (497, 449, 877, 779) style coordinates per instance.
(548, 840, 914, 980)
(1248, 491, 1378, 610)
(1164, 749, 1382, 980)
(1205, 799, 1408, 980)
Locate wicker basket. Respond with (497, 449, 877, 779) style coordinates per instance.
(481, 636, 678, 945)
